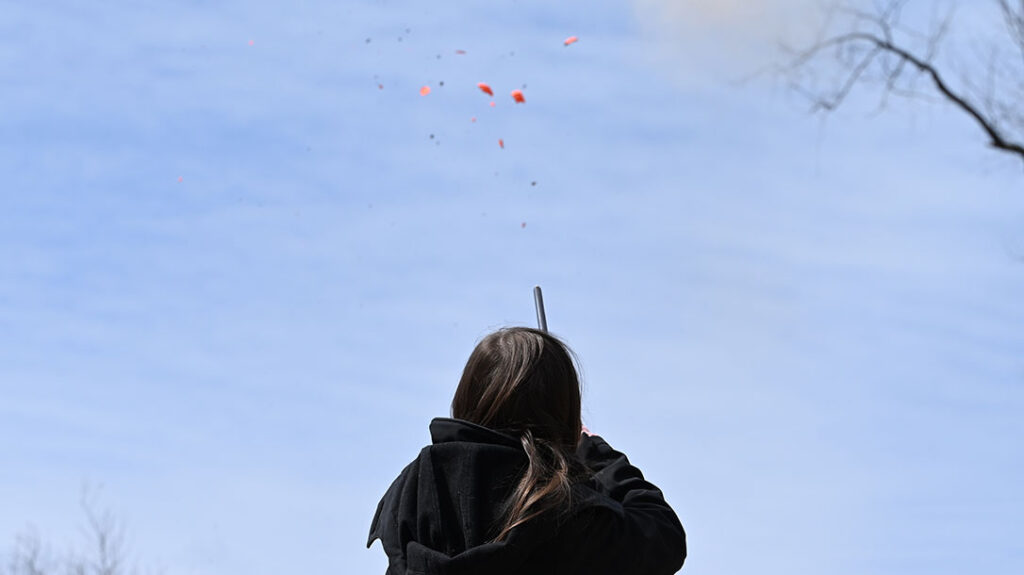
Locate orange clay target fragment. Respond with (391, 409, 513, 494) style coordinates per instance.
(498, 139, 504, 149)
(419, 85, 431, 96)
(511, 89, 525, 103)
(564, 36, 578, 46)
(477, 82, 494, 96)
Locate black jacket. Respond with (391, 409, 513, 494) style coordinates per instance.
(367, 418, 686, 575)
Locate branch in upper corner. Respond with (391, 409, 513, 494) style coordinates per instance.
(780, 0, 1024, 165)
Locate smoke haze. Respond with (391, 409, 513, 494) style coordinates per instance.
(631, 0, 822, 83)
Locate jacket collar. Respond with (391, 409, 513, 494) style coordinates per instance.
(429, 417, 523, 450)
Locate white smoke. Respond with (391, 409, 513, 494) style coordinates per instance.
(630, 0, 826, 84)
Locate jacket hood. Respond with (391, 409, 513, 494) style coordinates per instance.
(426, 417, 522, 449)
(369, 418, 687, 575)
(367, 418, 567, 575)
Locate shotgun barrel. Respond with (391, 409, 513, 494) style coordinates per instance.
(533, 286, 548, 332)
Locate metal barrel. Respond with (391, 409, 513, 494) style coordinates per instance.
(533, 286, 548, 332)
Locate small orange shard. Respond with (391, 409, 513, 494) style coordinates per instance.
(477, 82, 494, 96)
(419, 85, 431, 96)
(455, 49, 467, 55)
(511, 89, 525, 103)
(489, 101, 495, 107)
(563, 36, 578, 46)
(471, 117, 477, 123)
(498, 138, 504, 149)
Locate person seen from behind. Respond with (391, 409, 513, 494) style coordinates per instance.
(367, 327, 687, 574)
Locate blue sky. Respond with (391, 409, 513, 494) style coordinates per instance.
(1, 1, 1022, 574)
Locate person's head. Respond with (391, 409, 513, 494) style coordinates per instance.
(451, 327, 585, 541)
(452, 327, 582, 449)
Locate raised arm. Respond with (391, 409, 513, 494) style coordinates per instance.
(565, 433, 687, 575)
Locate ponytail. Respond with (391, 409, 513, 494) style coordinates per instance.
(492, 429, 576, 542)
(450, 327, 585, 542)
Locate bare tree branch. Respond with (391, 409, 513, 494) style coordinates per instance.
(782, 0, 1024, 165)
(5, 530, 52, 575)
(998, 0, 1024, 65)
(80, 491, 126, 575)
(4, 489, 152, 575)
(870, 31, 1022, 156)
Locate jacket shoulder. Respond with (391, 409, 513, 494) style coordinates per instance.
(366, 449, 429, 548)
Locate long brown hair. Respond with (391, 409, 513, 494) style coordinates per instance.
(451, 327, 584, 542)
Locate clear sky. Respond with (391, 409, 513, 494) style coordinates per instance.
(1, 1, 1022, 574)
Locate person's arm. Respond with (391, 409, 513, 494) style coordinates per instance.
(567, 433, 687, 575)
